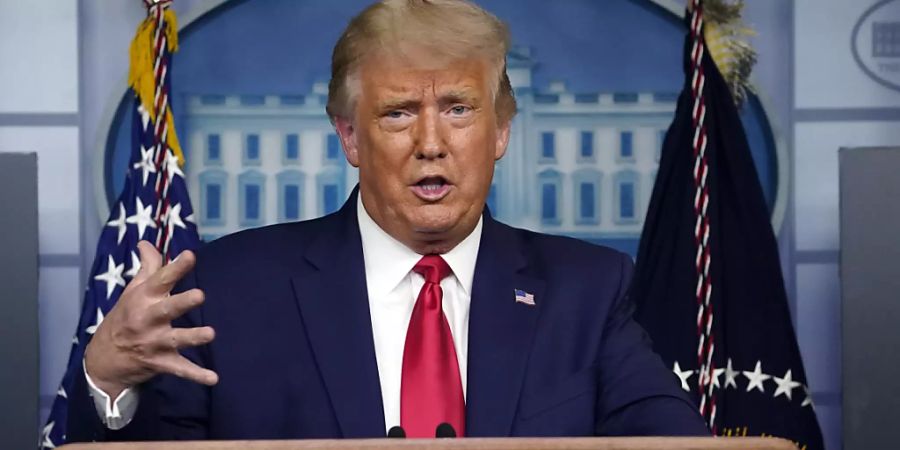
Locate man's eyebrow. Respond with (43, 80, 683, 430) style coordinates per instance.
(439, 88, 481, 104)
(376, 97, 420, 111)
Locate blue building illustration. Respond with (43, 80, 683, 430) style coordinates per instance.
(184, 80, 352, 241)
(873, 21, 900, 57)
(183, 48, 675, 249)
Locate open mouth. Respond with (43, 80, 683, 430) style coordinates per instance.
(411, 176, 452, 201)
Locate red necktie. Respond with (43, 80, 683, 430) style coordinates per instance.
(400, 255, 465, 438)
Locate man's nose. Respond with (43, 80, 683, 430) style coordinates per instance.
(413, 108, 447, 160)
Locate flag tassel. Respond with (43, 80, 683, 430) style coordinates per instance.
(128, 8, 184, 165)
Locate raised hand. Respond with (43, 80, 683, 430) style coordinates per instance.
(84, 241, 218, 399)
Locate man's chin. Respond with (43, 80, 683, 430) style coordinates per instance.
(411, 221, 455, 238)
(399, 204, 482, 252)
(409, 213, 463, 240)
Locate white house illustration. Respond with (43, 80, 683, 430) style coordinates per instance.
(184, 48, 676, 244)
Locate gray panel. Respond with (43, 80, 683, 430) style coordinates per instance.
(795, 108, 900, 123)
(0, 113, 79, 127)
(0, 153, 40, 448)
(840, 147, 900, 450)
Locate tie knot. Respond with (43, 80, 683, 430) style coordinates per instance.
(413, 255, 452, 284)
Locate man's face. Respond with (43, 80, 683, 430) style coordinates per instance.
(335, 55, 510, 254)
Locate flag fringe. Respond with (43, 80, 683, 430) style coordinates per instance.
(691, 0, 758, 107)
(128, 8, 184, 165)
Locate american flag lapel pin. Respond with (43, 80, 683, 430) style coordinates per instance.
(514, 289, 535, 306)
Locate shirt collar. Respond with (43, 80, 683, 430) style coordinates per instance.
(357, 193, 483, 298)
(440, 213, 482, 296)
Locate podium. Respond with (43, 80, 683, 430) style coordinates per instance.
(61, 437, 796, 449)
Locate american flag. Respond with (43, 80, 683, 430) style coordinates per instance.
(514, 289, 535, 306)
(41, 2, 199, 447)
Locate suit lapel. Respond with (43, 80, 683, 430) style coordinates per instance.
(290, 190, 386, 438)
(466, 216, 545, 436)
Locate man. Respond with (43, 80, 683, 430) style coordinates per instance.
(70, 0, 708, 441)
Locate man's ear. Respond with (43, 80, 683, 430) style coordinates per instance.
(334, 116, 360, 167)
(494, 119, 511, 161)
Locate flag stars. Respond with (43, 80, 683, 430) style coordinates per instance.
(801, 385, 814, 408)
(94, 255, 125, 300)
(106, 203, 128, 244)
(723, 358, 739, 389)
(164, 151, 184, 183)
(138, 103, 151, 131)
(674, 359, 815, 408)
(85, 308, 105, 335)
(772, 369, 803, 401)
(742, 360, 772, 393)
(165, 203, 188, 236)
(673, 361, 694, 392)
(124, 251, 141, 279)
(126, 198, 157, 240)
(41, 421, 56, 449)
(710, 367, 725, 388)
(133, 145, 157, 186)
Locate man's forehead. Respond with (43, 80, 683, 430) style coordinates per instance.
(359, 57, 490, 97)
(375, 77, 480, 97)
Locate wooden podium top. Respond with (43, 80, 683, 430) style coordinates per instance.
(61, 437, 796, 450)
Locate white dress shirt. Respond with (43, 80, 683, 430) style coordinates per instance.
(87, 194, 482, 433)
(359, 194, 480, 431)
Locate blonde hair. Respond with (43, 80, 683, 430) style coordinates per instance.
(326, 0, 517, 123)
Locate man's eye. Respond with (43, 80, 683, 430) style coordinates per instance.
(450, 105, 470, 115)
(386, 110, 404, 119)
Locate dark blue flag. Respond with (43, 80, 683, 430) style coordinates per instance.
(42, 2, 199, 447)
(631, 2, 824, 449)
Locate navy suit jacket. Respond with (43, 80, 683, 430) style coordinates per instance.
(69, 189, 708, 441)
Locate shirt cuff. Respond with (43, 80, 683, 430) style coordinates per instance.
(82, 358, 139, 430)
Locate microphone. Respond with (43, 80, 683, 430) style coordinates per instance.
(435, 422, 457, 438)
(387, 426, 406, 438)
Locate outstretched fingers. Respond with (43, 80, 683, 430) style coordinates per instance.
(148, 288, 205, 324)
(132, 241, 163, 285)
(155, 352, 219, 386)
(168, 326, 216, 350)
(144, 250, 197, 297)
